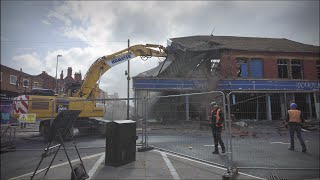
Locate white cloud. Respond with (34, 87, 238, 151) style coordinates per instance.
(46, 1, 319, 44)
(41, 19, 51, 25)
(5, 1, 318, 98)
(12, 53, 44, 74)
(40, 44, 161, 98)
(43, 1, 319, 97)
(16, 47, 36, 53)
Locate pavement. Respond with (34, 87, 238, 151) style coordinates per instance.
(0, 122, 298, 180)
(92, 148, 262, 180)
(8, 121, 318, 180)
(9, 146, 264, 180)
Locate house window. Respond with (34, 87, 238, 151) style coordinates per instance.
(33, 82, 39, 88)
(236, 58, 248, 78)
(0, 72, 2, 81)
(210, 59, 220, 76)
(10, 75, 17, 85)
(277, 59, 288, 78)
(291, 59, 303, 79)
(250, 58, 263, 78)
(317, 60, 320, 79)
(23, 79, 29, 87)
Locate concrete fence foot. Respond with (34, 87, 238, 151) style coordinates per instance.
(222, 167, 238, 180)
(138, 146, 154, 152)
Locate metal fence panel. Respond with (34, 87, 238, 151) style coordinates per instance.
(0, 97, 143, 180)
(227, 91, 320, 179)
(145, 91, 229, 167)
(2, 90, 319, 179)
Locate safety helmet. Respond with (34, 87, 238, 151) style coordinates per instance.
(211, 102, 218, 107)
(290, 103, 297, 109)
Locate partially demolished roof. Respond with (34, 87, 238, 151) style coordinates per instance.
(136, 60, 172, 78)
(170, 35, 319, 53)
(135, 35, 319, 78)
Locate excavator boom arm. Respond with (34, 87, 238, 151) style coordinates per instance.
(73, 44, 167, 98)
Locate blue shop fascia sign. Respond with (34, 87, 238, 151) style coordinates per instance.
(133, 78, 319, 91)
(133, 79, 208, 90)
(217, 80, 320, 91)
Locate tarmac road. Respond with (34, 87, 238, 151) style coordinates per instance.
(1, 123, 319, 180)
(146, 126, 320, 180)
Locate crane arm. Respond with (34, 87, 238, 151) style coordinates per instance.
(73, 44, 167, 98)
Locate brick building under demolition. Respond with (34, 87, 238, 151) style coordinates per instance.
(132, 35, 320, 122)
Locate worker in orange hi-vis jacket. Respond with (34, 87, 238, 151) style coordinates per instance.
(209, 102, 225, 154)
(286, 103, 306, 153)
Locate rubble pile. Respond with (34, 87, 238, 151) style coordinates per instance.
(231, 121, 253, 138)
(302, 120, 320, 131)
(276, 120, 320, 132)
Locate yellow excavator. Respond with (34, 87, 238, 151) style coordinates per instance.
(12, 44, 167, 138)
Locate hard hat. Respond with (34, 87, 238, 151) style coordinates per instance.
(211, 102, 218, 107)
(290, 103, 297, 109)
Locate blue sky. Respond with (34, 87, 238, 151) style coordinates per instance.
(1, 1, 319, 97)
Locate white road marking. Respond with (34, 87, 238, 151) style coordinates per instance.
(204, 144, 221, 147)
(160, 151, 181, 180)
(270, 142, 290, 145)
(9, 152, 104, 180)
(155, 150, 265, 180)
(87, 154, 105, 180)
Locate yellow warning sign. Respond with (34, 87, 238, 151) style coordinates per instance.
(19, 114, 36, 123)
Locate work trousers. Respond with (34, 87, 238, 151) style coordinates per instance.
(211, 125, 225, 149)
(289, 123, 306, 149)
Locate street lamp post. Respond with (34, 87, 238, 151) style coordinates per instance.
(127, 39, 130, 120)
(55, 55, 62, 94)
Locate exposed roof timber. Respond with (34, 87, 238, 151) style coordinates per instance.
(159, 51, 208, 78)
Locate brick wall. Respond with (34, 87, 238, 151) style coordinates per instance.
(219, 50, 238, 78)
(303, 60, 318, 80)
(36, 72, 55, 90)
(74, 72, 82, 82)
(1, 65, 19, 93)
(218, 50, 318, 80)
(263, 58, 278, 79)
(0, 65, 44, 94)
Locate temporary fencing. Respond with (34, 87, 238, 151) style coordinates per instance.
(1, 90, 319, 180)
(1, 96, 145, 142)
(0, 97, 143, 180)
(226, 90, 320, 179)
(142, 91, 230, 168)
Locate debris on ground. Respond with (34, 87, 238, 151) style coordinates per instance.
(239, 131, 249, 138)
(251, 132, 257, 138)
(233, 121, 248, 128)
(275, 119, 320, 132)
(302, 120, 320, 131)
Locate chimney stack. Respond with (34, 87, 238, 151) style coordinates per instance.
(67, 67, 72, 77)
(74, 71, 82, 82)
